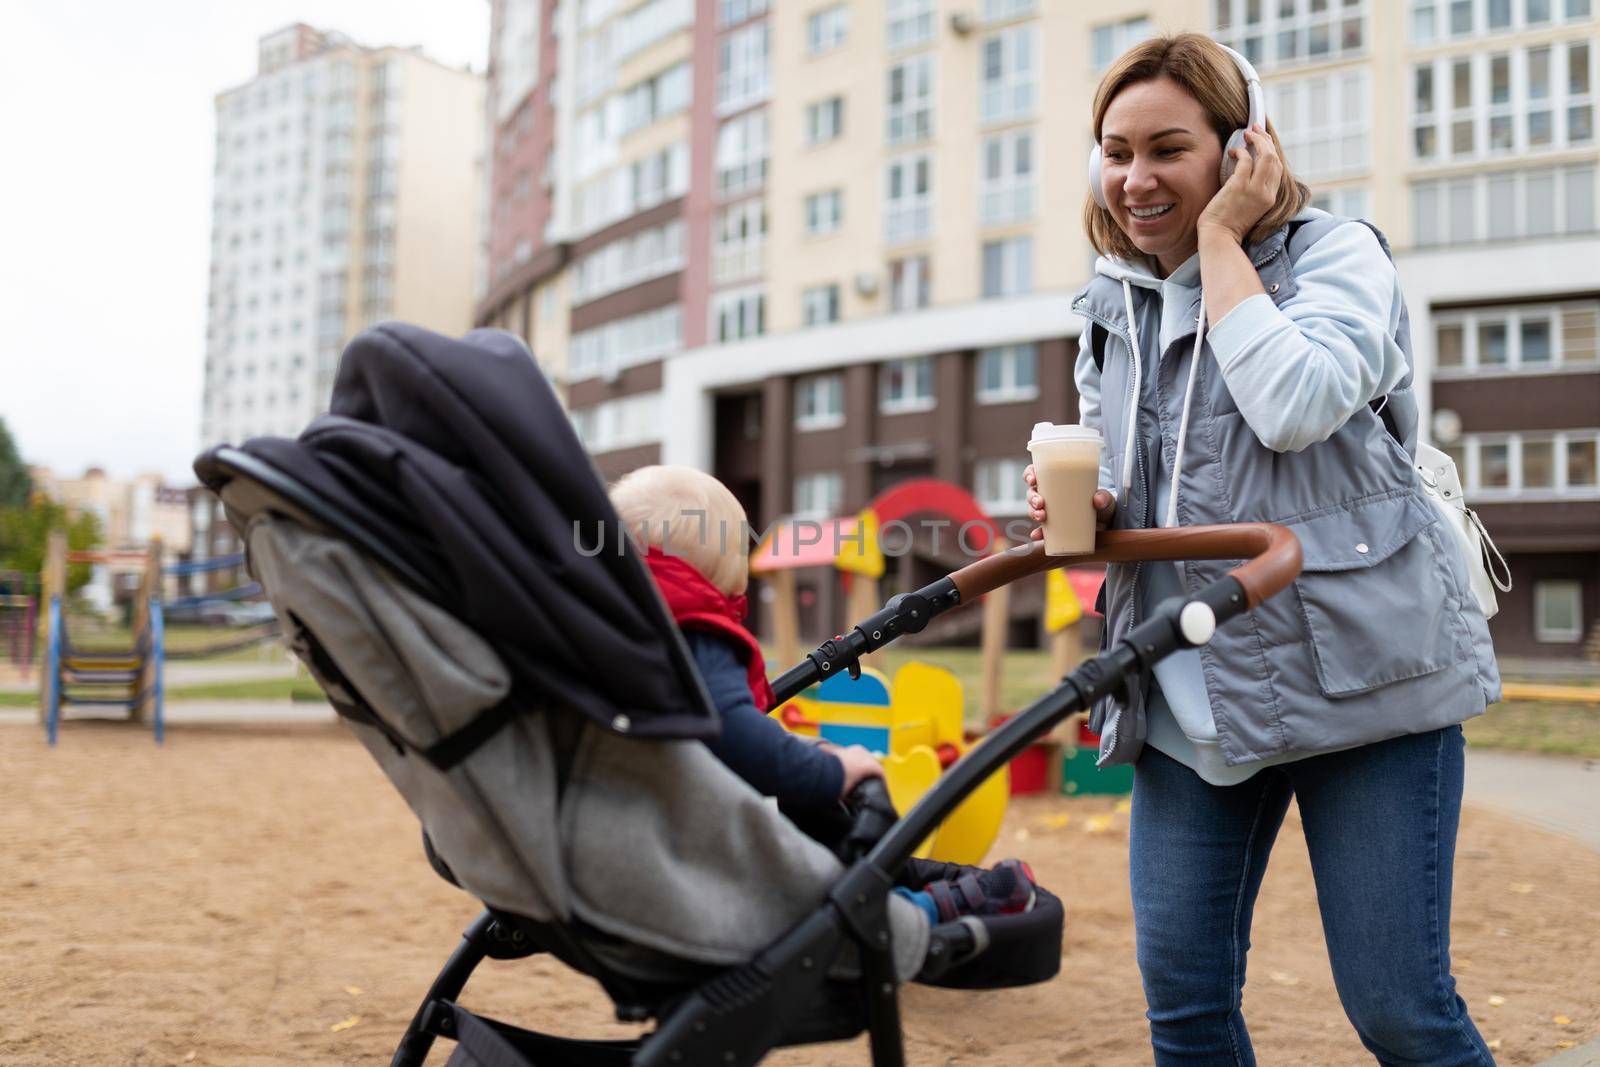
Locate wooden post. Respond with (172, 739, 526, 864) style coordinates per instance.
(1050, 620, 1083, 679)
(769, 569, 800, 672)
(38, 531, 66, 724)
(845, 574, 880, 671)
(978, 549, 1010, 723)
(130, 538, 162, 724)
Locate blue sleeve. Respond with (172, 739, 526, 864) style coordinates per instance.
(1204, 221, 1408, 453)
(685, 631, 845, 807)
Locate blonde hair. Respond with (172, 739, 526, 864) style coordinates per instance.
(1084, 33, 1309, 261)
(609, 465, 750, 596)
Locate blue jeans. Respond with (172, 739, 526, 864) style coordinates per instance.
(1129, 725, 1494, 1066)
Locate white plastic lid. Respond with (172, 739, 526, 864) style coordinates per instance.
(1029, 422, 1102, 447)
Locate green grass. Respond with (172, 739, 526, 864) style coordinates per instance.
(44, 622, 287, 664)
(1463, 701, 1600, 759)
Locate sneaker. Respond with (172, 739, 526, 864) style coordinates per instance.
(924, 859, 1037, 922)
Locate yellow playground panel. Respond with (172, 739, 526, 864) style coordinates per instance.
(775, 662, 1009, 865)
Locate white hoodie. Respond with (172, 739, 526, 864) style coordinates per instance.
(1075, 209, 1410, 784)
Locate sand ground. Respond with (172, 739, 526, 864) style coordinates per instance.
(2, 722, 1596, 1066)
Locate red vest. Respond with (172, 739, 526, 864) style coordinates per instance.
(643, 548, 775, 712)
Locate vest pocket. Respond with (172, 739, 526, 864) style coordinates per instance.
(1289, 495, 1468, 697)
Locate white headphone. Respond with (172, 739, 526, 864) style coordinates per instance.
(1088, 42, 1266, 210)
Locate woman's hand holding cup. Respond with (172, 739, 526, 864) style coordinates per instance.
(1022, 464, 1115, 545)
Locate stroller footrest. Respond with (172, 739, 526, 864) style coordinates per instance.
(426, 1000, 639, 1067)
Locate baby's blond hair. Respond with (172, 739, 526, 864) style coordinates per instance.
(609, 465, 750, 596)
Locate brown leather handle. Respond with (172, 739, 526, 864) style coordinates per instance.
(950, 524, 1303, 610)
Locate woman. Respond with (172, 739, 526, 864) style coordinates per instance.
(1024, 34, 1501, 1065)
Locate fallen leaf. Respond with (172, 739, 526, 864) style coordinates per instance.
(1508, 882, 1535, 894)
(343, 985, 364, 997)
(1556, 1041, 1576, 1050)
(1113, 799, 1132, 814)
(1268, 971, 1300, 986)
(330, 1016, 362, 1033)
(1488, 995, 1505, 1007)
(184, 1054, 196, 1063)
(1013, 828, 1032, 842)
(1084, 814, 1114, 834)
(1552, 1015, 1572, 1026)
(1038, 813, 1072, 830)
(1487, 1039, 1502, 1052)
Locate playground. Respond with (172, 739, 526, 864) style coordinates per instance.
(2, 720, 1596, 1065)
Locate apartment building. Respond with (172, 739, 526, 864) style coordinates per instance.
(483, 0, 1600, 656)
(200, 24, 485, 449)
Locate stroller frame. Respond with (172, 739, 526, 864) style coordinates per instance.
(203, 447, 1301, 1067)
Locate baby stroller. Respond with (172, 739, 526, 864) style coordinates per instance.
(194, 324, 1301, 1067)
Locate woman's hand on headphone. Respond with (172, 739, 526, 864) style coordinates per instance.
(1197, 125, 1282, 245)
(1023, 465, 1116, 542)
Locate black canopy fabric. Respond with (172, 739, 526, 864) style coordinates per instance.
(195, 323, 718, 742)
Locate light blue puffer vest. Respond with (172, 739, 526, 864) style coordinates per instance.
(1072, 216, 1501, 769)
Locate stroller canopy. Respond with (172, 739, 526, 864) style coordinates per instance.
(195, 323, 717, 747)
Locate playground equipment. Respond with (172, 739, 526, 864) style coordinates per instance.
(0, 570, 36, 681)
(160, 552, 282, 660)
(774, 661, 1009, 865)
(39, 532, 164, 745)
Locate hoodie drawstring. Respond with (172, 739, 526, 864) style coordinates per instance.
(1119, 279, 1142, 504)
(1165, 305, 1206, 529)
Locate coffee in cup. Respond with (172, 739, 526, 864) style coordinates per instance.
(1028, 422, 1103, 556)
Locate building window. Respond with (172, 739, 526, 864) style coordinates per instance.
(805, 96, 845, 144)
(712, 285, 766, 342)
(1308, 186, 1370, 218)
(1432, 301, 1600, 376)
(570, 391, 665, 454)
(569, 305, 683, 381)
(1413, 45, 1596, 162)
(976, 344, 1039, 404)
(716, 109, 769, 197)
(1213, 0, 1366, 69)
(1448, 430, 1600, 498)
(1090, 16, 1153, 74)
(618, 0, 695, 60)
(620, 62, 692, 135)
(795, 373, 845, 430)
(974, 457, 1030, 515)
(879, 357, 935, 416)
(890, 255, 931, 311)
(982, 236, 1034, 298)
(1408, 0, 1593, 42)
(713, 200, 766, 284)
(887, 55, 935, 146)
(804, 189, 845, 236)
(802, 283, 842, 326)
(807, 4, 849, 54)
(571, 220, 686, 304)
(980, 128, 1035, 225)
(1270, 69, 1369, 181)
(887, 0, 935, 52)
(1411, 164, 1596, 244)
(719, 0, 767, 27)
(885, 154, 933, 244)
(718, 21, 771, 115)
(981, 25, 1036, 125)
(1534, 580, 1584, 642)
(793, 471, 845, 518)
(983, 0, 1038, 22)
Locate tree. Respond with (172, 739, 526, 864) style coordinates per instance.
(0, 416, 30, 510)
(0, 498, 102, 594)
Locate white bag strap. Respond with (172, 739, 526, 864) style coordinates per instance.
(1467, 508, 1513, 592)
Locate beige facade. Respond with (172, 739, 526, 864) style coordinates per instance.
(29, 468, 191, 554)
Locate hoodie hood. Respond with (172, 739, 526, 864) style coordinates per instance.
(1093, 254, 1166, 290)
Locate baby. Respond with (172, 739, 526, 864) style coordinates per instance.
(610, 466, 1037, 925)
(610, 465, 883, 807)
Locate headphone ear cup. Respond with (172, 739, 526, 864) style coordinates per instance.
(1088, 144, 1107, 209)
(1219, 128, 1249, 184)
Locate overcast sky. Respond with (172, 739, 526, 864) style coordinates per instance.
(0, 1, 489, 485)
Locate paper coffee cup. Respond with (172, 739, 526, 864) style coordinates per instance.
(1028, 422, 1103, 556)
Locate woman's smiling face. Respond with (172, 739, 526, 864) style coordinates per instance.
(1099, 76, 1225, 274)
